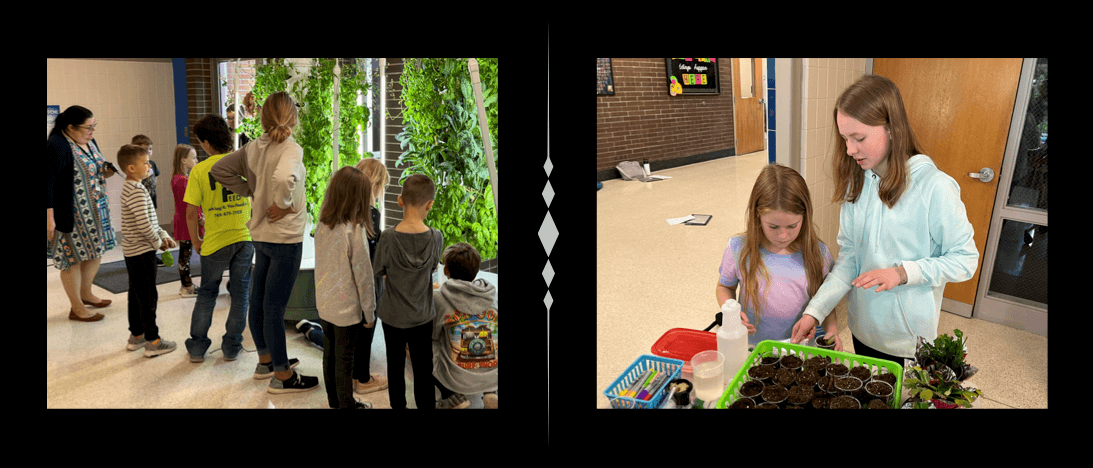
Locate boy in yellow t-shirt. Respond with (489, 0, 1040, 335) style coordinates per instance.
(182, 115, 254, 362)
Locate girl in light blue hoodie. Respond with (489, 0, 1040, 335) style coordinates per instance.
(790, 75, 979, 365)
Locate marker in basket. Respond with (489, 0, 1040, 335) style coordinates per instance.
(638, 372, 670, 401)
(628, 369, 658, 398)
(635, 370, 659, 398)
(621, 369, 647, 398)
(623, 369, 654, 398)
(641, 373, 671, 401)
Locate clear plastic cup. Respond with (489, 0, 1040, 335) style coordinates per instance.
(691, 350, 725, 403)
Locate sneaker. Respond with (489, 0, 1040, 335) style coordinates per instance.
(143, 338, 177, 358)
(268, 371, 319, 394)
(295, 319, 322, 335)
(179, 285, 197, 298)
(436, 393, 470, 409)
(126, 334, 148, 351)
(483, 392, 498, 409)
(253, 358, 300, 380)
(353, 374, 389, 395)
(352, 399, 373, 409)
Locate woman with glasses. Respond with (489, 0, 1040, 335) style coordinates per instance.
(47, 105, 118, 321)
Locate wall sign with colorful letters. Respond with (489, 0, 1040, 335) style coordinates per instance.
(665, 58, 720, 96)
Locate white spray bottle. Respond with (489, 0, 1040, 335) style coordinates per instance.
(717, 299, 750, 385)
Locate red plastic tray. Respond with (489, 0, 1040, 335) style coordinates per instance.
(650, 328, 717, 369)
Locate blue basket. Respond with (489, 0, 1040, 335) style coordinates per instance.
(603, 354, 684, 409)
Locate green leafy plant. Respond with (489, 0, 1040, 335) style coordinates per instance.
(903, 365, 983, 409)
(920, 329, 968, 372)
(290, 58, 336, 229)
(394, 58, 498, 260)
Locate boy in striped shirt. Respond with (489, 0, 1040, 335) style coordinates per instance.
(119, 144, 177, 357)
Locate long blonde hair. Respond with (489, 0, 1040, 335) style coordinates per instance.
(831, 75, 925, 209)
(737, 164, 824, 324)
(355, 157, 390, 205)
(261, 91, 298, 144)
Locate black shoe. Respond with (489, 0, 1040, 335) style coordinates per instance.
(268, 371, 319, 394)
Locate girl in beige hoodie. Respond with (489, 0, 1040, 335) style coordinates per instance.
(210, 91, 318, 394)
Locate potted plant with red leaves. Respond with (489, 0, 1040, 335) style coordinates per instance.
(903, 329, 983, 409)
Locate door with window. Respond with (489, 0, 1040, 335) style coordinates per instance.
(973, 58, 1048, 336)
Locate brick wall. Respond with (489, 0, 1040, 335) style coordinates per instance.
(596, 58, 736, 181)
(185, 58, 217, 160)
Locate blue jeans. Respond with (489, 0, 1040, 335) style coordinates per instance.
(249, 241, 302, 372)
(185, 241, 253, 359)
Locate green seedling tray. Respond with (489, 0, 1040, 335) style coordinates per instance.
(715, 340, 904, 409)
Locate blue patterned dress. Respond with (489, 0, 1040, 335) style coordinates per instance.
(50, 136, 116, 270)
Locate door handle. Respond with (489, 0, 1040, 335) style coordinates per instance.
(968, 167, 995, 183)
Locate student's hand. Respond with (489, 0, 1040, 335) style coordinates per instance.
(818, 329, 844, 352)
(267, 203, 295, 223)
(162, 237, 177, 250)
(851, 267, 901, 293)
(790, 314, 819, 344)
(739, 310, 757, 335)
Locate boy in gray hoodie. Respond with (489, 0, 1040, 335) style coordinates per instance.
(432, 242, 497, 409)
(373, 174, 443, 409)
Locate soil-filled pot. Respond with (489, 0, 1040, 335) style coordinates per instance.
(761, 384, 789, 406)
(739, 380, 764, 400)
(755, 402, 779, 409)
(849, 365, 872, 382)
(796, 368, 821, 388)
(812, 396, 831, 409)
(779, 354, 804, 371)
(815, 336, 837, 350)
(826, 363, 850, 378)
(748, 365, 776, 384)
(867, 398, 892, 409)
(760, 355, 781, 366)
(773, 367, 798, 387)
(729, 397, 756, 409)
(865, 380, 894, 406)
(870, 372, 897, 387)
(834, 376, 863, 398)
(805, 356, 831, 375)
(787, 384, 813, 407)
(828, 395, 860, 409)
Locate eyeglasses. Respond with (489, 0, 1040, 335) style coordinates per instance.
(78, 124, 97, 132)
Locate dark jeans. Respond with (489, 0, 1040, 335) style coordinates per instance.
(320, 318, 377, 409)
(248, 241, 302, 372)
(382, 321, 435, 409)
(124, 250, 159, 341)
